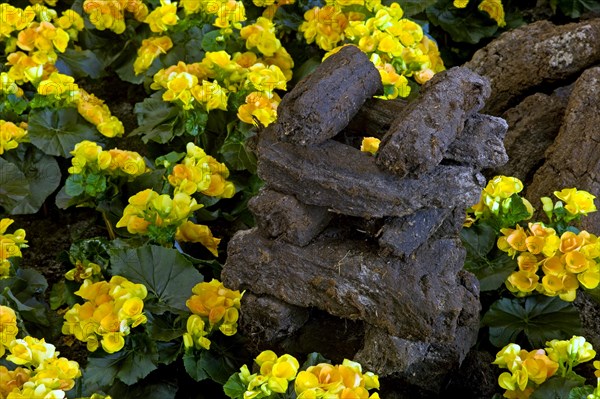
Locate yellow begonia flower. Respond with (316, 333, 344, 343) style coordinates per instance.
(63, 277, 147, 353)
(453, 0, 469, 7)
(479, 0, 506, 27)
(237, 91, 280, 127)
(176, 221, 221, 257)
(240, 17, 281, 57)
(361, 137, 380, 155)
(185, 279, 243, 336)
(506, 271, 538, 295)
(0, 120, 28, 155)
(145, 1, 179, 32)
(554, 188, 597, 216)
(134, 36, 173, 75)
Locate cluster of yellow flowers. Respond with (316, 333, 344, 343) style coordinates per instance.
(116, 189, 222, 254)
(83, 0, 149, 34)
(453, 0, 506, 27)
(299, 0, 445, 98)
(0, 120, 28, 155)
(68, 140, 148, 179)
(180, 0, 246, 28)
(183, 279, 243, 350)
(295, 359, 381, 399)
(0, 219, 27, 279)
(0, 305, 82, 399)
(238, 350, 301, 397)
(232, 351, 380, 399)
(468, 176, 534, 222)
(493, 336, 596, 399)
(147, 47, 288, 126)
(499, 222, 600, 301)
(33, 72, 125, 137)
(1, 4, 84, 84)
(168, 142, 235, 198)
(62, 276, 148, 353)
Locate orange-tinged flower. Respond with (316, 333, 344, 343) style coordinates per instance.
(506, 271, 538, 295)
(563, 251, 590, 274)
(560, 231, 584, 253)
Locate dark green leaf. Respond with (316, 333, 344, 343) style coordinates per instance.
(27, 108, 102, 157)
(183, 350, 210, 382)
(56, 48, 104, 79)
(219, 124, 257, 173)
(155, 151, 185, 168)
(157, 341, 182, 365)
(0, 157, 29, 211)
(131, 96, 180, 144)
(147, 312, 186, 342)
(116, 334, 159, 385)
(551, 0, 600, 18)
(426, 0, 499, 44)
(109, 245, 203, 314)
(568, 385, 595, 399)
(201, 30, 226, 52)
(223, 372, 246, 399)
(2, 144, 61, 214)
(397, 0, 438, 16)
(461, 224, 497, 258)
(530, 376, 584, 399)
(482, 295, 582, 348)
(49, 280, 79, 310)
(107, 377, 178, 399)
(84, 334, 159, 389)
(65, 174, 85, 197)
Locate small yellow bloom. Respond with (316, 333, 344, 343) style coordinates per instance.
(360, 137, 380, 155)
(479, 0, 506, 27)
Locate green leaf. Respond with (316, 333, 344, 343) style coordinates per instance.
(0, 157, 29, 211)
(461, 224, 516, 291)
(531, 376, 584, 399)
(568, 385, 595, 399)
(426, 0, 499, 44)
(223, 372, 246, 399)
(482, 295, 583, 348)
(501, 194, 532, 228)
(27, 108, 102, 157)
(1, 144, 61, 214)
(183, 351, 210, 382)
(551, 0, 600, 18)
(147, 312, 186, 342)
(56, 48, 104, 79)
(131, 96, 180, 144)
(109, 245, 203, 314)
(107, 378, 178, 399)
(49, 280, 79, 310)
(84, 334, 159, 389)
(157, 341, 182, 365)
(155, 151, 185, 168)
(219, 123, 257, 173)
(65, 174, 85, 197)
(461, 224, 497, 258)
(116, 334, 159, 385)
(397, 0, 438, 16)
(201, 30, 226, 52)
